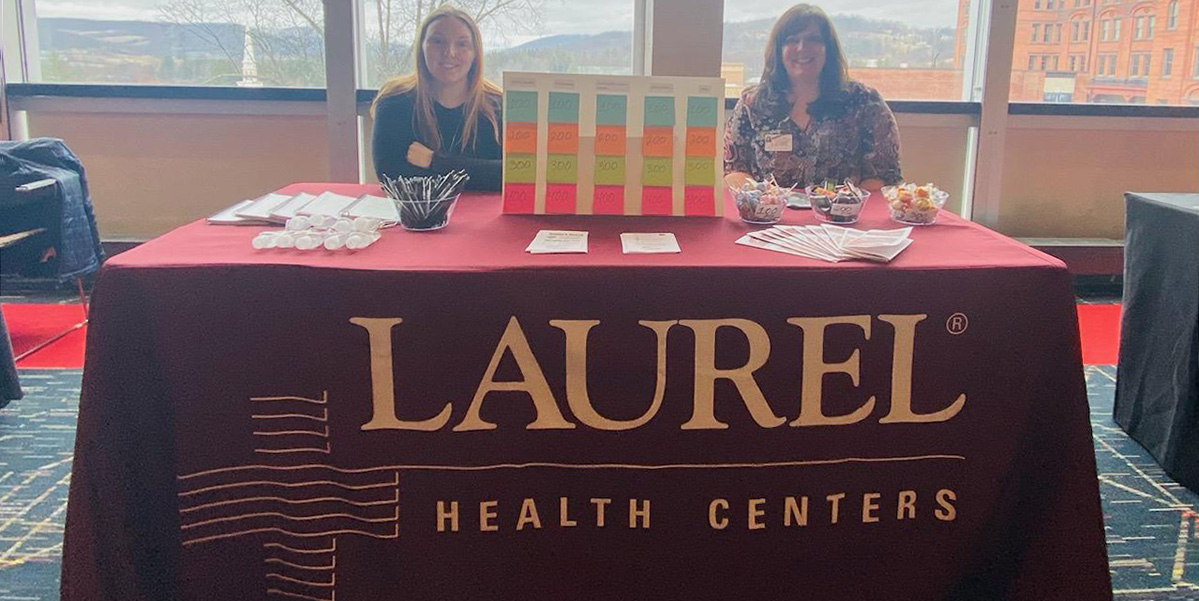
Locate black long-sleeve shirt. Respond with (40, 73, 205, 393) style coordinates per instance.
(371, 90, 504, 191)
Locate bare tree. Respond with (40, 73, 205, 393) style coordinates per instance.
(158, 0, 546, 87)
(926, 26, 949, 69)
(366, 0, 546, 86)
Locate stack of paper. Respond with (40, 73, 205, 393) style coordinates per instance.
(526, 230, 589, 254)
(620, 233, 681, 254)
(736, 224, 913, 263)
(208, 192, 399, 225)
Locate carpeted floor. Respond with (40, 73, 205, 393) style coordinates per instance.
(2, 366, 1199, 599)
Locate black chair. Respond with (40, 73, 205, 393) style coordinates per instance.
(0, 139, 103, 405)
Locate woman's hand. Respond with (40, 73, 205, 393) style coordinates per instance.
(407, 142, 435, 169)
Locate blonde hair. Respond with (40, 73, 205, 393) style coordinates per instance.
(370, 6, 501, 151)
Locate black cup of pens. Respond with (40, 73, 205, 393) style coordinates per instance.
(380, 171, 470, 231)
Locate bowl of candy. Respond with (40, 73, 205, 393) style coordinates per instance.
(381, 170, 470, 231)
(733, 178, 789, 225)
(806, 180, 869, 225)
(883, 183, 949, 225)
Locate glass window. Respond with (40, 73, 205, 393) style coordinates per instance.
(1102, 52, 1118, 75)
(721, 0, 973, 100)
(1072, 21, 1081, 41)
(1148, 15, 1156, 37)
(32, 0, 326, 86)
(1130, 53, 1151, 76)
(1112, 18, 1121, 40)
(1167, 1, 1179, 28)
(1135, 16, 1145, 38)
(359, 1, 635, 89)
(1033, 23, 1042, 41)
(1082, 20, 1089, 40)
(1044, 24, 1055, 42)
(1100, 20, 1109, 41)
(1162, 48, 1173, 76)
(1193, 47, 1199, 78)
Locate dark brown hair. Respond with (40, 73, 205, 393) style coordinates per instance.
(753, 4, 850, 117)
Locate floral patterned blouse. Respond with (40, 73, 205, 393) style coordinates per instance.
(724, 81, 902, 188)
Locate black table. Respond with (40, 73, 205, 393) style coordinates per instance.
(1115, 192, 1199, 491)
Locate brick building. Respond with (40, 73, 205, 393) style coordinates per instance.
(1007, 0, 1199, 103)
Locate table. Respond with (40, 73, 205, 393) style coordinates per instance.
(1115, 192, 1199, 491)
(63, 183, 1111, 600)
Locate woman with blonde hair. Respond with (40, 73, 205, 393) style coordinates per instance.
(724, 4, 901, 192)
(371, 6, 503, 190)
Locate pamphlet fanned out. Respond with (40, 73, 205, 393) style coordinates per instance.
(736, 224, 913, 263)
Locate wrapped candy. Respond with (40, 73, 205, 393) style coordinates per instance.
(733, 177, 790, 225)
(883, 183, 949, 225)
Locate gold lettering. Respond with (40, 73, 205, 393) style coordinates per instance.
(550, 320, 676, 430)
(897, 490, 917, 520)
(591, 498, 611, 527)
(479, 500, 498, 532)
(935, 489, 957, 522)
(709, 499, 729, 529)
(437, 501, 459, 532)
(629, 499, 651, 529)
(517, 498, 542, 530)
(679, 319, 785, 430)
(349, 318, 452, 431)
(748, 498, 766, 530)
(560, 497, 577, 527)
(878, 315, 966, 424)
(453, 317, 575, 432)
(862, 493, 881, 523)
(784, 496, 808, 527)
(788, 316, 876, 427)
(827, 493, 845, 525)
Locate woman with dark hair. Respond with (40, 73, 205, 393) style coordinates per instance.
(371, 6, 503, 190)
(724, 4, 901, 192)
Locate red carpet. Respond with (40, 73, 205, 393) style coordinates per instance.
(1077, 304, 1122, 365)
(0, 302, 1125, 370)
(2, 303, 88, 369)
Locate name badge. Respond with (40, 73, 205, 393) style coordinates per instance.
(765, 133, 793, 152)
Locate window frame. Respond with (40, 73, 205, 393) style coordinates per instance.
(5, 0, 1199, 232)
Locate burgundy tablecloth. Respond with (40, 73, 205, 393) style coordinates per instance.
(63, 183, 1111, 601)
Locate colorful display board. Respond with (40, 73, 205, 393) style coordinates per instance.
(502, 72, 725, 216)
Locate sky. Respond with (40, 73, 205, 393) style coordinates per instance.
(35, 0, 959, 37)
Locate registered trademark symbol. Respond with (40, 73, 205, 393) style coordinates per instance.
(946, 313, 969, 335)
